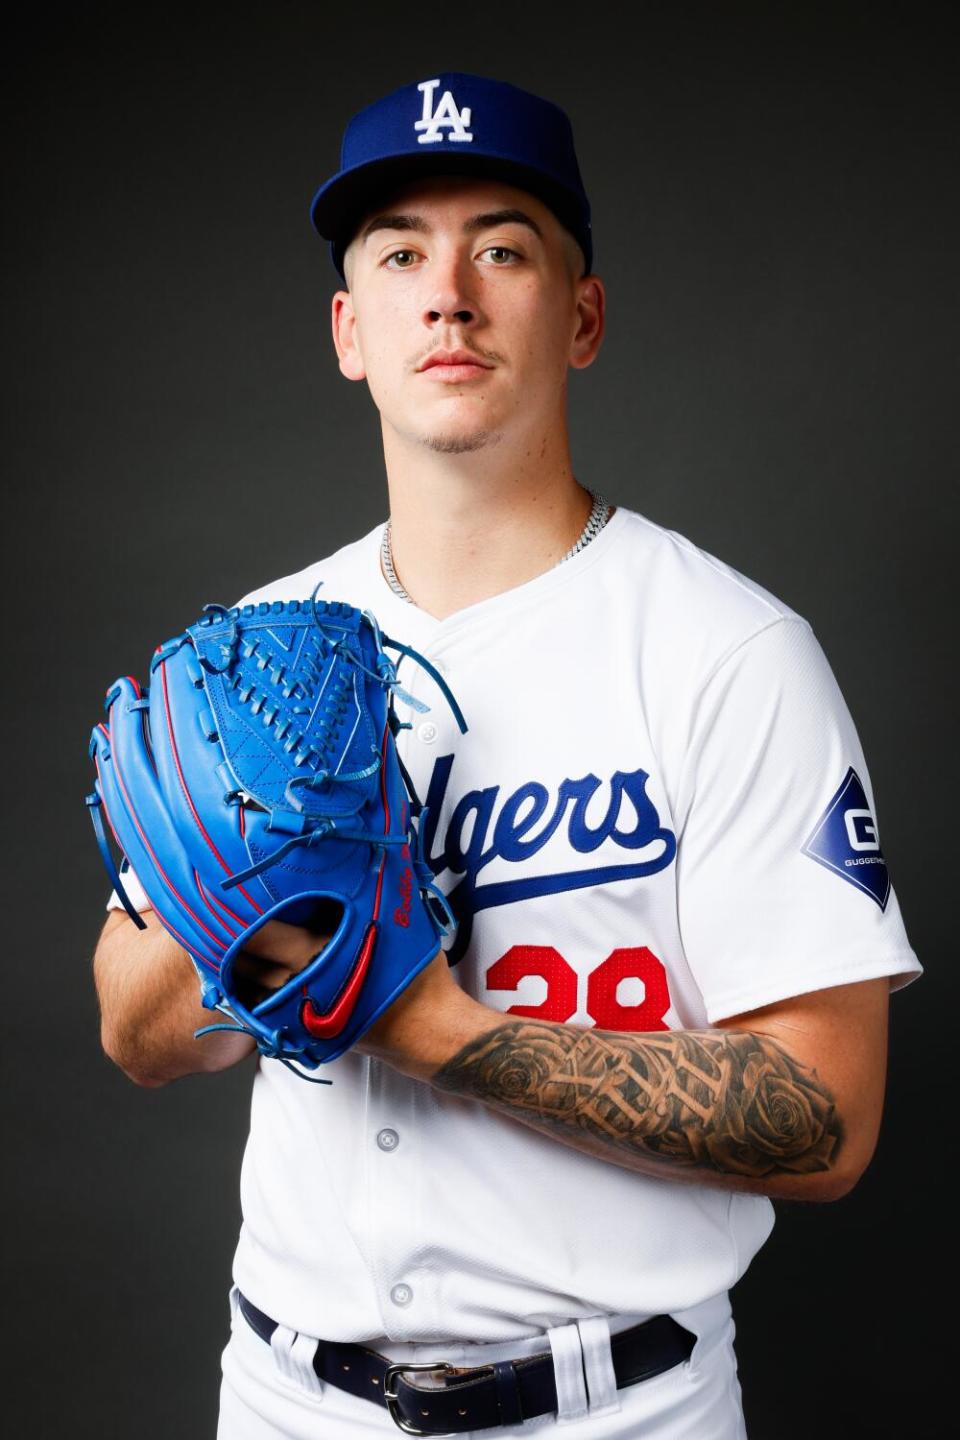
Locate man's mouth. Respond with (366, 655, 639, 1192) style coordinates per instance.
(418, 349, 494, 378)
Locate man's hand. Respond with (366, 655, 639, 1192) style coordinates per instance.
(234, 929, 494, 1081)
(231, 919, 334, 1008)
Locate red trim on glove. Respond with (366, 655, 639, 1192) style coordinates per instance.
(159, 658, 264, 915)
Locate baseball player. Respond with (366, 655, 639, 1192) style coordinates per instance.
(93, 74, 921, 1439)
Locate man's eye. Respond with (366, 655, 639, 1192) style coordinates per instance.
(384, 250, 418, 269)
(482, 246, 519, 265)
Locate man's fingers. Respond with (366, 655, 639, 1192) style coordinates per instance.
(232, 952, 289, 991)
(225, 919, 335, 1008)
(241, 919, 331, 970)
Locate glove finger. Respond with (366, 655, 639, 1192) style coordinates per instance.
(149, 641, 274, 921)
(96, 677, 232, 975)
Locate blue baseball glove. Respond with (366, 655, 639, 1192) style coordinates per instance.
(87, 595, 466, 1082)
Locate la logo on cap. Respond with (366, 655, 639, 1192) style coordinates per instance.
(415, 78, 474, 145)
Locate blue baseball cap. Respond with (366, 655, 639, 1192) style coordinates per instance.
(310, 73, 593, 278)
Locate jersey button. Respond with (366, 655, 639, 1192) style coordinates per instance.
(417, 721, 438, 744)
(376, 1128, 399, 1152)
(390, 1283, 413, 1307)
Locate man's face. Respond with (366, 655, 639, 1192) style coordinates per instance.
(331, 175, 602, 455)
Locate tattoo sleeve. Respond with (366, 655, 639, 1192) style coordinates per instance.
(432, 1022, 842, 1186)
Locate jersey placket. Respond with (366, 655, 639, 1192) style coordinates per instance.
(363, 1057, 441, 1337)
(350, 645, 449, 1338)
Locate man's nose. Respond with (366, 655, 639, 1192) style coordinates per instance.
(423, 253, 480, 326)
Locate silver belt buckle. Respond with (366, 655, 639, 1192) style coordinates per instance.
(383, 1360, 457, 1436)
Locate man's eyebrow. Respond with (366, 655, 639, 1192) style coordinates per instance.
(359, 208, 544, 245)
(359, 213, 429, 244)
(464, 209, 543, 239)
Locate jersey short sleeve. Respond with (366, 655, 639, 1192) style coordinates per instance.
(673, 616, 920, 1021)
(105, 861, 151, 915)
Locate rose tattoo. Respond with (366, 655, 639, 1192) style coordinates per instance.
(433, 1022, 841, 1182)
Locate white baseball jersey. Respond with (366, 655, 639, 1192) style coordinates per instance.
(111, 505, 920, 1345)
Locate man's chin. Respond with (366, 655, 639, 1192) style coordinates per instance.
(421, 427, 503, 455)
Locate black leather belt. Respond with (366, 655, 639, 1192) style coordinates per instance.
(237, 1291, 695, 1435)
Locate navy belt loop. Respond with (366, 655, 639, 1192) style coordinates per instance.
(491, 1360, 524, 1425)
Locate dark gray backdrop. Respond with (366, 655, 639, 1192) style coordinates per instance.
(4, 2, 954, 1435)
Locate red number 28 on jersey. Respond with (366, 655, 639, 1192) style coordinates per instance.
(486, 945, 671, 1031)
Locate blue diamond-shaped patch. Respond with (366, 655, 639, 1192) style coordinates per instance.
(802, 767, 890, 910)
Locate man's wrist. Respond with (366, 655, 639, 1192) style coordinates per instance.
(359, 955, 500, 1082)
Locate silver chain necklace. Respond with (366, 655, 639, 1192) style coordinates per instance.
(380, 491, 612, 605)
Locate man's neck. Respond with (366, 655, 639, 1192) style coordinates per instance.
(381, 426, 595, 620)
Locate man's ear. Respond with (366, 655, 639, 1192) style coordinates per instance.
(331, 291, 366, 381)
(568, 275, 605, 372)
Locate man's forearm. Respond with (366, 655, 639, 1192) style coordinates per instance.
(429, 1014, 845, 1200)
(94, 911, 255, 1085)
